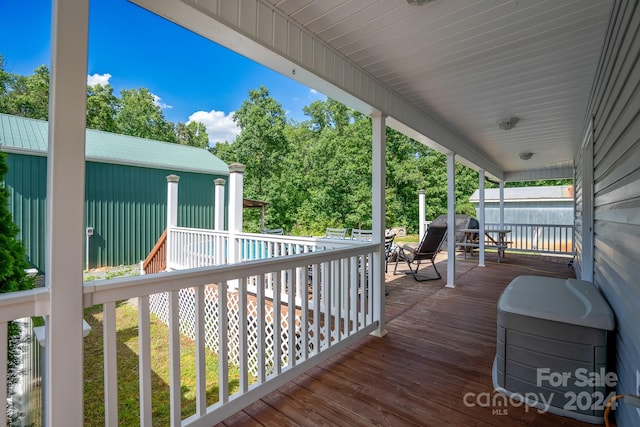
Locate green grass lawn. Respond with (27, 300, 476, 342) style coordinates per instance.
(83, 301, 244, 426)
(395, 233, 420, 244)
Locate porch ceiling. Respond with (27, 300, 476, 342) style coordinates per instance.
(132, 0, 613, 180)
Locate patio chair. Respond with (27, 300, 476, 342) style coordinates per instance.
(351, 228, 373, 241)
(325, 227, 347, 239)
(393, 225, 447, 281)
(384, 232, 396, 273)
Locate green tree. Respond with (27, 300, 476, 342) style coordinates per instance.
(232, 86, 288, 197)
(0, 150, 34, 422)
(86, 83, 118, 132)
(0, 55, 10, 105)
(114, 88, 176, 142)
(175, 121, 209, 148)
(0, 64, 49, 119)
(0, 151, 32, 293)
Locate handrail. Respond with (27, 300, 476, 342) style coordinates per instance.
(484, 222, 573, 255)
(86, 241, 379, 426)
(0, 287, 50, 322)
(142, 229, 167, 274)
(1, 232, 381, 427)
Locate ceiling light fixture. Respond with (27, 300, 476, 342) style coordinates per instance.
(519, 152, 534, 161)
(497, 117, 520, 130)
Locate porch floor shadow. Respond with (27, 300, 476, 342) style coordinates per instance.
(220, 253, 595, 427)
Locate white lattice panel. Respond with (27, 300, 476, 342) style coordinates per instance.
(148, 286, 305, 377)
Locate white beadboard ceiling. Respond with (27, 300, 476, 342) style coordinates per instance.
(133, 0, 613, 180)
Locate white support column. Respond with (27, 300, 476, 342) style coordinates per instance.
(371, 113, 387, 337)
(418, 189, 426, 241)
(228, 164, 245, 267)
(214, 178, 226, 266)
(499, 181, 505, 229)
(45, 0, 89, 425)
(214, 178, 226, 231)
(446, 152, 456, 288)
(478, 170, 486, 267)
(166, 175, 180, 269)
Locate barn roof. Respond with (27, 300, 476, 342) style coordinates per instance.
(0, 113, 229, 175)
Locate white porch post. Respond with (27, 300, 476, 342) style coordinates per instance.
(214, 178, 226, 231)
(478, 170, 486, 267)
(418, 189, 426, 240)
(499, 181, 505, 229)
(446, 152, 456, 288)
(45, 0, 89, 425)
(166, 175, 180, 269)
(371, 113, 387, 337)
(228, 163, 245, 267)
(214, 178, 226, 266)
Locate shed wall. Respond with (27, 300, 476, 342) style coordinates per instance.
(4, 153, 47, 271)
(476, 201, 574, 225)
(5, 153, 227, 271)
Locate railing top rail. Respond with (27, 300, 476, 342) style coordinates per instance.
(85, 242, 378, 306)
(170, 226, 229, 235)
(0, 287, 50, 321)
(170, 227, 386, 247)
(235, 232, 317, 245)
(484, 222, 573, 227)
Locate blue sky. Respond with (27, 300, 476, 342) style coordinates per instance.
(0, 0, 324, 143)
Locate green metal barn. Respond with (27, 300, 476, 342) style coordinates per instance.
(0, 113, 229, 272)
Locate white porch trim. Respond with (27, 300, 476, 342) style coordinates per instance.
(446, 152, 456, 288)
(45, 0, 89, 425)
(371, 112, 387, 337)
(478, 170, 486, 268)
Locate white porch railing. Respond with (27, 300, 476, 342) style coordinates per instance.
(485, 223, 574, 255)
(167, 227, 366, 305)
(0, 237, 380, 426)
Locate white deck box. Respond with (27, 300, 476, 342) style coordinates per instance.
(493, 275, 615, 424)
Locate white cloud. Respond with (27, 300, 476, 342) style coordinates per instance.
(308, 88, 326, 100)
(151, 93, 173, 110)
(87, 73, 112, 86)
(188, 110, 241, 144)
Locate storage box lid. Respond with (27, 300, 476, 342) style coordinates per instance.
(498, 275, 615, 330)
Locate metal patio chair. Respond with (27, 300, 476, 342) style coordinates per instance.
(393, 225, 447, 281)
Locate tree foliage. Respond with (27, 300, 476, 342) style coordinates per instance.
(86, 83, 118, 132)
(0, 58, 210, 147)
(0, 151, 32, 292)
(114, 88, 176, 142)
(1, 57, 566, 237)
(212, 90, 487, 235)
(0, 59, 49, 120)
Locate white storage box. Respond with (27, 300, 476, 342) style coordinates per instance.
(493, 275, 615, 424)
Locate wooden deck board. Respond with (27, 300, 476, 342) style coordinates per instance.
(220, 254, 592, 426)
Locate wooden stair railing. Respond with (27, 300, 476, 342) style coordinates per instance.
(142, 229, 167, 274)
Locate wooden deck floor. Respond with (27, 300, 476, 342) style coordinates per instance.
(220, 253, 594, 426)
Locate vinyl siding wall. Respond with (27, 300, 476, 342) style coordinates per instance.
(576, 2, 640, 425)
(5, 153, 227, 271)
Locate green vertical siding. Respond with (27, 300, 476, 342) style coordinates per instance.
(4, 154, 227, 272)
(4, 153, 47, 271)
(85, 162, 224, 268)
